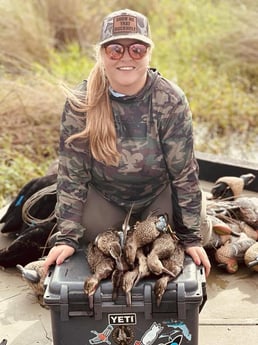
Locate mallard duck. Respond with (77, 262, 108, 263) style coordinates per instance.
(121, 248, 150, 306)
(94, 229, 125, 271)
(94, 228, 130, 301)
(147, 233, 177, 277)
(154, 243, 185, 306)
(109, 242, 130, 301)
(124, 213, 168, 267)
(94, 202, 134, 260)
(84, 243, 115, 309)
(16, 259, 46, 306)
(210, 173, 255, 200)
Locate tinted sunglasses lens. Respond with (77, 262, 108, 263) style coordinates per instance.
(105, 44, 124, 60)
(129, 44, 148, 59)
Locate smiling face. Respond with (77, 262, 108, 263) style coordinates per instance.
(101, 39, 152, 95)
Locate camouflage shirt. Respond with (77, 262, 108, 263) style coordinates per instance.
(55, 69, 202, 249)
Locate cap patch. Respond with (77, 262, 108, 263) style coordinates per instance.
(113, 15, 137, 34)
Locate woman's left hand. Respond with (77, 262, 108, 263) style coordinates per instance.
(185, 246, 211, 277)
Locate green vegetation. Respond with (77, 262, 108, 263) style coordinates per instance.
(0, 0, 257, 206)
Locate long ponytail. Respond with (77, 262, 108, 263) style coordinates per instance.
(66, 47, 120, 166)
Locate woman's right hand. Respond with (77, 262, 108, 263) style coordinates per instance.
(43, 244, 75, 273)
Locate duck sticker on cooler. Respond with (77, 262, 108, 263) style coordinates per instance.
(112, 325, 135, 344)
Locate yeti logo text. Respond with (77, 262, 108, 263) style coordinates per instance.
(108, 313, 137, 325)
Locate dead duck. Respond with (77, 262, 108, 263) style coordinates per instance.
(94, 202, 134, 259)
(124, 213, 169, 267)
(84, 242, 115, 309)
(16, 259, 46, 306)
(0, 221, 56, 268)
(133, 247, 151, 286)
(94, 228, 129, 301)
(94, 229, 125, 271)
(109, 242, 130, 301)
(154, 243, 185, 307)
(244, 242, 258, 272)
(147, 233, 177, 277)
(121, 248, 150, 306)
(0, 173, 57, 234)
(210, 173, 255, 200)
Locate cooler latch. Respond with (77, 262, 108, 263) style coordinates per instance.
(177, 282, 186, 319)
(60, 284, 69, 322)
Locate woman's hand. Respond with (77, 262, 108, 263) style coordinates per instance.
(43, 244, 75, 273)
(185, 246, 211, 277)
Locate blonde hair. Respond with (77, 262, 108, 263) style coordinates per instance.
(65, 46, 120, 166)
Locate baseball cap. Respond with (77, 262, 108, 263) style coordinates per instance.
(99, 9, 153, 46)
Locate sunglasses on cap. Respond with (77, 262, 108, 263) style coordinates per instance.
(103, 42, 150, 60)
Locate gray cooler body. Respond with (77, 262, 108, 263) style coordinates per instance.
(44, 250, 206, 345)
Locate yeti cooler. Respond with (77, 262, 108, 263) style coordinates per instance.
(44, 250, 206, 345)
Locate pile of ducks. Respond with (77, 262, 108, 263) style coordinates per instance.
(16, 212, 185, 308)
(84, 211, 184, 308)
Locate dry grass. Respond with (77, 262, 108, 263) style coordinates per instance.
(211, 7, 258, 74)
(0, 0, 53, 71)
(0, 73, 64, 160)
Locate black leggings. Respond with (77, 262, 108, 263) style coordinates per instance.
(81, 186, 173, 243)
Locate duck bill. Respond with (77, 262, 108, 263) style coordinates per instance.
(115, 259, 124, 271)
(126, 291, 132, 307)
(162, 267, 175, 278)
(88, 294, 94, 310)
(16, 264, 40, 283)
(156, 295, 162, 307)
(133, 274, 140, 287)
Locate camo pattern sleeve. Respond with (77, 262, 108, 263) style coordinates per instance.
(54, 81, 90, 249)
(156, 78, 202, 247)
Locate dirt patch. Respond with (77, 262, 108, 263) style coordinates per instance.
(2, 111, 60, 162)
